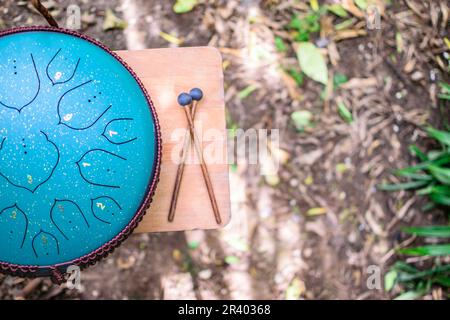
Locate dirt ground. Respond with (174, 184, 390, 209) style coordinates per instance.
(0, 0, 449, 300)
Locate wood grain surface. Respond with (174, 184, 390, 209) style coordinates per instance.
(115, 47, 231, 232)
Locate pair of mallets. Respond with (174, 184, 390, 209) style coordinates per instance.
(168, 88, 221, 224)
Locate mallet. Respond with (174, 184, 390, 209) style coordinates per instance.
(175, 92, 222, 225)
(168, 88, 203, 222)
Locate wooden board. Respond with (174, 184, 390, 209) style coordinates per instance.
(115, 47, 231, 233)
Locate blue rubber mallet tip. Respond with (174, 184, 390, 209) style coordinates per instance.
(177, 93, 192, 107)
(189, 88, 203, 101)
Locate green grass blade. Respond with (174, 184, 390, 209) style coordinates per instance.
(429, 192, 450, 206)
(409, 144, 428, 161)
(402, 226, 450, 238)
(397, 265, 450, 282)
(378, 180, 429, 191)
(439, 82, 450, 94)
(399, 244, 450, 256)
(426, 127, 450, 147)
(394, 171, 433, 181)
(396, 154, 450, 174)
(427, 165, 450, 185)
(438, 94, 450, 100)
(434, 276, 450, 287)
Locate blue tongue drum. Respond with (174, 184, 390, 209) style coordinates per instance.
(0, 28, 159, 274)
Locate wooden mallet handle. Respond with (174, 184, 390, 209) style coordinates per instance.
(31, 0, 59, 28)
(183, 107, 222, 225)
(168, 101, 198, 222)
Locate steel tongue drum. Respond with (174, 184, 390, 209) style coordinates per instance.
(0, 22, 161, 282)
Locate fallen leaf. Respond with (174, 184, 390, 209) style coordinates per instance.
(354, 0, 368, 10)
(337, 100, 353, 123)
(224, 255, 240, 265)
(173, 0, 198, 14)
(238, 84, 258, 100)
(294, 42, 328, 85)
(172, 249, 182, 261)
(342, 0, 365, 18)
(340, 77, 377, 89)
(333, 29, 367, 41)
(159, 31, 184, 45)
(116, 256, 136, 270)
(306, 207, 327, 216)
(310, 0, 320, 12)
(103, 9, 127, 31)
(384, 270, 397, 292)
(265, 174, 280, 187)
(327, 4, 349, 18)
(304, 175, 314, 185)
(291, 110, 313, 131)
(286, 278, 306, 300)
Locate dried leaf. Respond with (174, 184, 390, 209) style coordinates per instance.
(340, 77, 377, 89)
(306, 207, 327, 216)
(159, 31, 184, 45)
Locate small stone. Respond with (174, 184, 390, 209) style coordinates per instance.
(411, 71, 423, 81)
(198, 269, 212, 280)
(289, 178, 299, 187)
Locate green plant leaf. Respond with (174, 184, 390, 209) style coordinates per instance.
(288, 69, 304, 87)
(439, 82, 450, 94)
(399, 244, 450, 257)
(434, 276, 450, 287)
(430, 192, 450, 206)
(224, 255, 240, 265)
(394, 170, 432, 181)
(402, 226, 450, 238)
(173, 0, 198, 14)
(103, 9, 127, 31)
(337, 101, 353, 123)
(396, 264, 450, 282)
(333, 73, 349, 87)
(327, 4, 348, 17)
(391, 261, 419, 274)
(426, 127, 450, 147)
(310, 0, 320, 12)
(291, 110, 313, 131)
(354, 0, 369, 10)
(295, 42, 328, 85)
(396, 154, 450, 174)
(238, 84, 258, 100)
(275, 36, 287, 52)
(335, 18, 356, 30)
(285, 278, 305, 299)
(384, 270, 398, 292)
(394, 290, 424, 300)
(428, 165, 450, 185)
(378, 180, 429, 191)
(408, 144, 428, 161)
